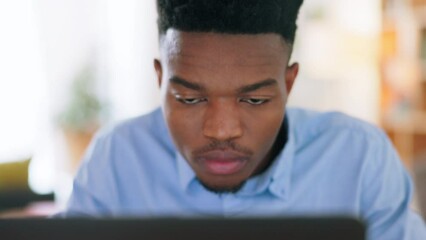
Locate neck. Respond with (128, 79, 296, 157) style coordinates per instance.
(253, 115, 289, 176)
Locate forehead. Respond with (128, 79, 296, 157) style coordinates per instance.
(160, 30, 290, 68)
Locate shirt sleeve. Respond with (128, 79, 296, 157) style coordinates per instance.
(361, 130, 426, 240)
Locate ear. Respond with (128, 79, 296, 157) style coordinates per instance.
(285, 62, 299, 94)
(154, 59, 163, 87)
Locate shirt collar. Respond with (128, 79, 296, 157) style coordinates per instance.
(268, 129, 295, 200)
(176, 151, 196, 192)
(175, 114, 295, 199)
(237, 116, 295, 200)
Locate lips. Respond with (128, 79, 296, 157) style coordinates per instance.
(195, 150, 248, 175)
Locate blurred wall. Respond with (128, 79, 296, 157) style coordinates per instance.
(289, 0, 381, 124)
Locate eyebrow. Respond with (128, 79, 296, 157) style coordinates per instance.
(238, 78, 278, 93)
(169, 76, 204, 91)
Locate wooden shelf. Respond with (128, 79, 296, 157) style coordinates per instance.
(383, 111, 426, 134)
(383, 111, 426, 168)
(412, 0, 426, 7)
(380, 0, 426, 168)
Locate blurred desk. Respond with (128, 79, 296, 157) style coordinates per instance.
(0, 201, 59, 218)
(0, 192, 57, 218)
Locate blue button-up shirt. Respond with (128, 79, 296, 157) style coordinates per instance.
(63, 108, 426, 239)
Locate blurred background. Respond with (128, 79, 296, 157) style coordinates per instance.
(0, 0, 425, 219)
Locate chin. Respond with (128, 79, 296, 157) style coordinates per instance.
(198, 178, 247, 194)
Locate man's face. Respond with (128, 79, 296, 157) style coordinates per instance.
(155, 30, 298, 193)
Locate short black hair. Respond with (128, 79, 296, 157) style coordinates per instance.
(156, 0, 304, 45)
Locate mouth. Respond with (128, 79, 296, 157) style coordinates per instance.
(195, 150, 249, 175)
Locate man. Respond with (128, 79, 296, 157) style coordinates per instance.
(63, 0, 426, 239)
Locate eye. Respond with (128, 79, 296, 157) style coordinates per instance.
(176, 97, 207, 105)
(240, 98, 269, 105)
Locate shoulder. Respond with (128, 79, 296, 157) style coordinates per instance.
(80, 107, 174, 170)
(99, 108, 166, 139)
(286, 107, 388, 149)
(93, 108, 172, 148)
(286, 107, 397, 176)
(68, 108, 176, 214)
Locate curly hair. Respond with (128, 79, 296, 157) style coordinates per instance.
(156, 0, 304, 44)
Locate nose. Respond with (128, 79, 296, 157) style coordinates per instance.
(202, 100, 243, 141)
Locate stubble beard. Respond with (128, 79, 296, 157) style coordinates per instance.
(197, 177, 247, 194)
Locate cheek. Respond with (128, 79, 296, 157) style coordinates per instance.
(163, 97, 203, 152)
(251, 115, 283, 140)
(243, 104, 285, 148)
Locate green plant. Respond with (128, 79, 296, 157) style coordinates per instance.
(58, 66, 106, 133)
